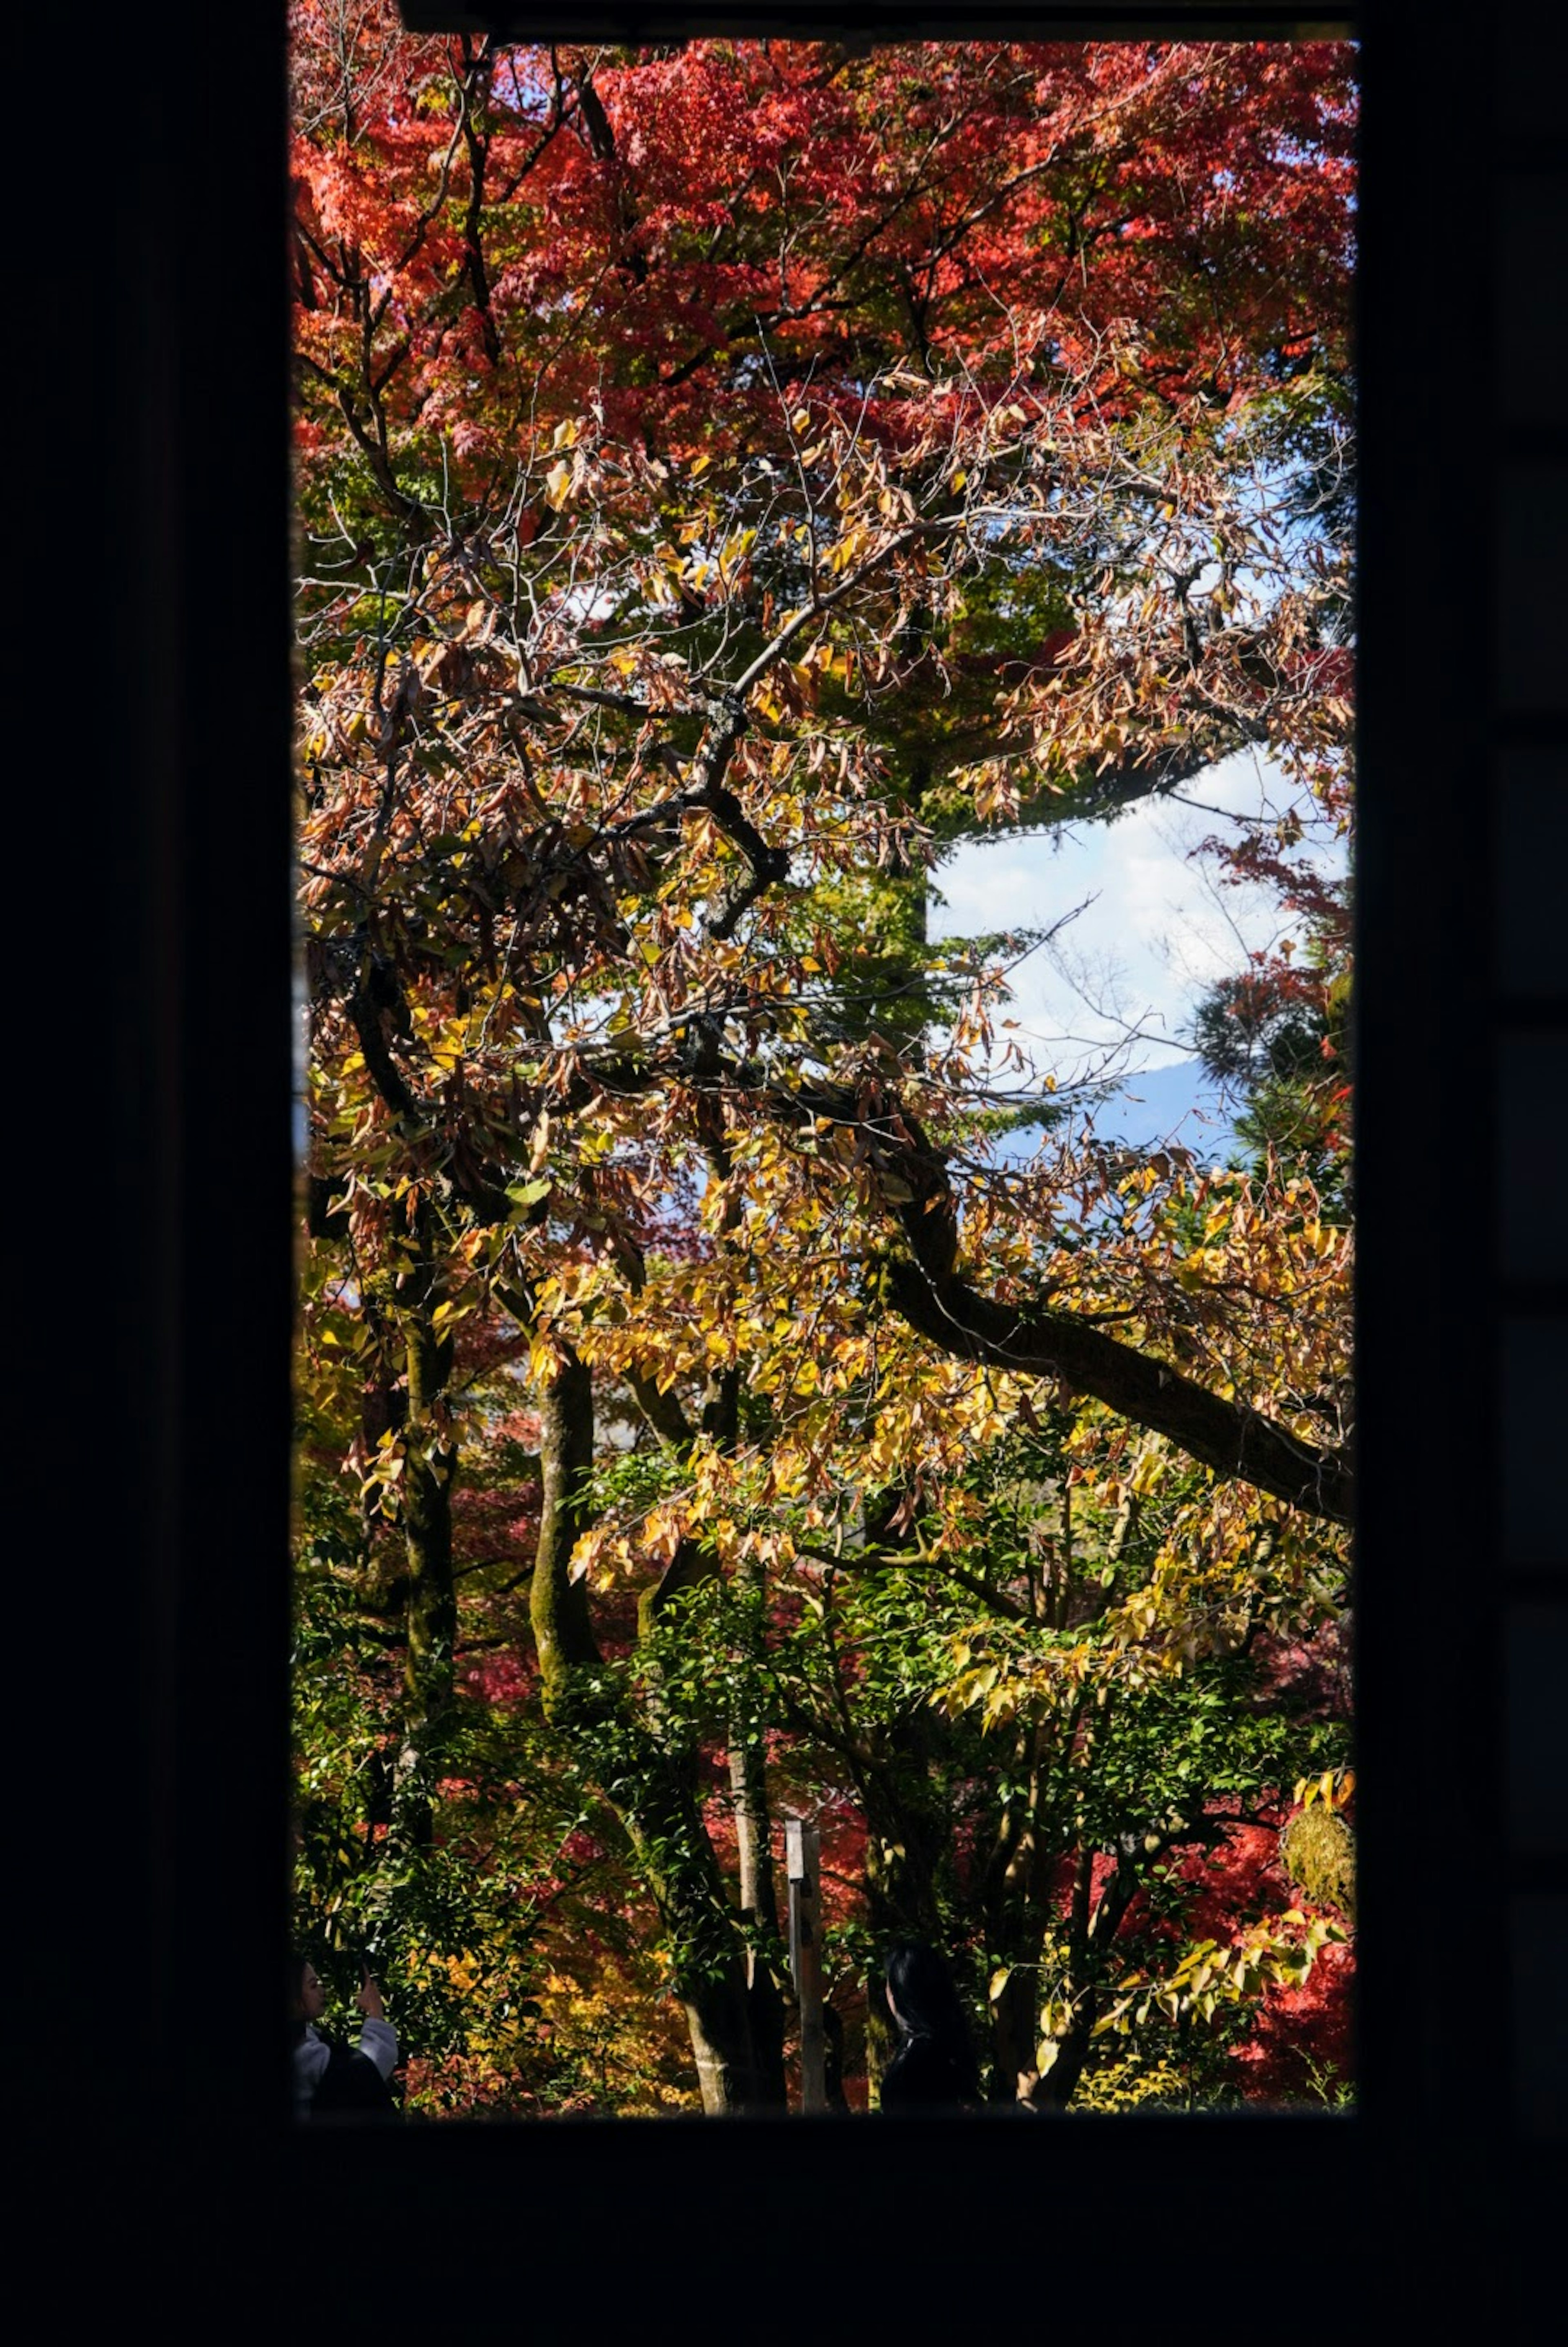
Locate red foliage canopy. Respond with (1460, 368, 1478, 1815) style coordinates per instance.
(290, 19, 1356, 486)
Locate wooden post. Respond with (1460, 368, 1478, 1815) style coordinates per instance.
(785, 1814, 826, 2114)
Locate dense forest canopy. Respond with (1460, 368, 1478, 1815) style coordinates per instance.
(290, 7, 1356, 2115)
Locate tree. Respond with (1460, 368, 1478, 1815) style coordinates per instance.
(290, 15, 1357, 2111)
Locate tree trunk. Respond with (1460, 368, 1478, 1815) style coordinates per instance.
(390, 1215, 456, 1852)
(528, 1346, 598, 1718)
(856, 1483, 952, 2103)
(860, 1719, 948, 2104)
(981, 1732, 1053, 2102)
(1030, 1843, 1143, 2109)
(528, 1346, 773, 2112)
(618, 1781, 770, 2116)
(727, 1701, 788, 2108)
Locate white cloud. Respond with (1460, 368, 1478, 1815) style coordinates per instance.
(929, 750, 1345, 1090)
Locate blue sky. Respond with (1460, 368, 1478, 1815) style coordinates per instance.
(929, 748, 1348, 1166)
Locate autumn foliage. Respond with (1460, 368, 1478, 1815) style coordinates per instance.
(290, 8, 1356, 2117)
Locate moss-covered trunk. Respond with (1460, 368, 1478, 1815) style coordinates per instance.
(856, 1482, 950, 2102)
(979, 1723, 1058, 2102)
(390, 1212, 457, 1852)
(727, 1634, 788, 2108)
(528, 1345, 772, 2113)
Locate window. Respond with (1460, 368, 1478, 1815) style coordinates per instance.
(72, 0, 1561, 2315)
(289, 18, 1359, 2124)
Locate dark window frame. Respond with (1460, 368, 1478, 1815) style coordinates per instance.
(52, 0, 1560, 2319)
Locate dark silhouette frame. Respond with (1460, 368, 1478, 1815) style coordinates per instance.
(42, 0, 1562, 2320)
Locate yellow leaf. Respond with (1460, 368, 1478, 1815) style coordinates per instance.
(1129, 1450, 1164, 1499)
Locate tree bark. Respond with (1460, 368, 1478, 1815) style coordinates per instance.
(390, 1213, 457, 1852)
(727, 1544, 789, 2110)
(754, 1070, 1354, 1525)
(885, 1256, 1353, 1525)
(528, 1346, 600, 1715)
(981, 1725, 1056, 2102)
(860, 1720, 948, 2104)
(528, 1346, 774, 2112)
